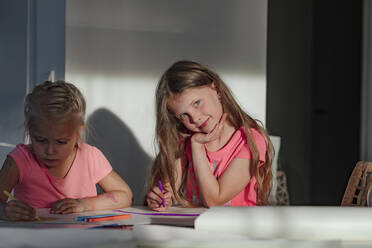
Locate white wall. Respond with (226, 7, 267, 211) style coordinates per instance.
(0, 1, 30, 163)
(66, 0, 268, 203)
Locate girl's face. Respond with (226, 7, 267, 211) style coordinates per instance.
(168, 85, 223, 134)
(29, 118, 81, 169)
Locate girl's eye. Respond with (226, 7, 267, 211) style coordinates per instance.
(179, 113, 187, 120)
(57, 140, 68, 145)
(193, 100, 200, 107)
(35, 138, 46, 143)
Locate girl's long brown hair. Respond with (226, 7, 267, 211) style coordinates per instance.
(149, 60, 273, 206)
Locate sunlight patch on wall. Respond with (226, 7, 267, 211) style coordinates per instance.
(66, 73, 265, 158)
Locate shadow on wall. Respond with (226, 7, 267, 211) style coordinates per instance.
(86, 108, 153, 205)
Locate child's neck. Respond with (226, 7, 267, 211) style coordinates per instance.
(204, 122, 236, 152)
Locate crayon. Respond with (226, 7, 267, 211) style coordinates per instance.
(3, 190, 16, 201)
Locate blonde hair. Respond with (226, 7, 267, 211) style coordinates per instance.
(24, 80, 86, 140)
(150, 60, 273, 206)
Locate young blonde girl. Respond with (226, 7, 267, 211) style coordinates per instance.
(0, 80, 132, 221)
(146, 60, 273, 210)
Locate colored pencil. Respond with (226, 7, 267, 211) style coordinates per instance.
(3, 190, 41, 221)
(76, 214, 117, 221)
(90, 224, 133, 230)
(158, 180, 165, 207)
(85, 214, 131, 222)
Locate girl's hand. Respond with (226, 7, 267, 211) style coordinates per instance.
(50, 198, 86, 214)
(3, 200, 37, 221)
(146, 183, 173, 212)
(192, 113, 227, 144)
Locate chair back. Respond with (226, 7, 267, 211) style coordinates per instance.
(341, 161, 372, 206)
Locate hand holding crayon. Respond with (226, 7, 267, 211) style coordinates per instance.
(3, 190, 40, 220)
(146, 181, 173, 211)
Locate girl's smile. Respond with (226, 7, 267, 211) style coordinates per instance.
(200, 117, 209, 129)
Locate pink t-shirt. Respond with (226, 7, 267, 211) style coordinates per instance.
(8, 143, 112, 208)
(185, 127, 266, 206)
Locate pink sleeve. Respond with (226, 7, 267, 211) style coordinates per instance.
(251, 129, 267, 163)
(8, 144, 33, 184)
(236, 128, 267, 163)
(89, 146, 113, 183)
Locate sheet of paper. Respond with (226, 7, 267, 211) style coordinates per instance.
(0, 206, 206, 227)
(115, 206, 206, 216)
(0, 208, 148, 227)
(114, 206, 207, 227)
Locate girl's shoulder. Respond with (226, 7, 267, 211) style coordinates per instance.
(246, 127, 266, 146)
(77, 142, 108, 160)
(74, 143, 112, 180)
(9, 144, 34, 160)
(239, 126, 265, 143)
(77, 142, 100, 153)
(240, 127, 267, 161)
(8, 144, 38, 182)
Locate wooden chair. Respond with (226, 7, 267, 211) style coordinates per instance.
(341, 161, 372, 206)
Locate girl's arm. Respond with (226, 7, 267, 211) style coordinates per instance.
(146, 157, 183, 211)
(191, 140, 252, 207)
(50, 170, 132, 214)
(0, 157, 37, 220)
(92, 170, 133, 209)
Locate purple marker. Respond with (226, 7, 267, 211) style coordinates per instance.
(158, 180, 165, 207)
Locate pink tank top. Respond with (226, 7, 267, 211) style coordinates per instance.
(185, 127, 266, 206)
(8, 143, 112, 208)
